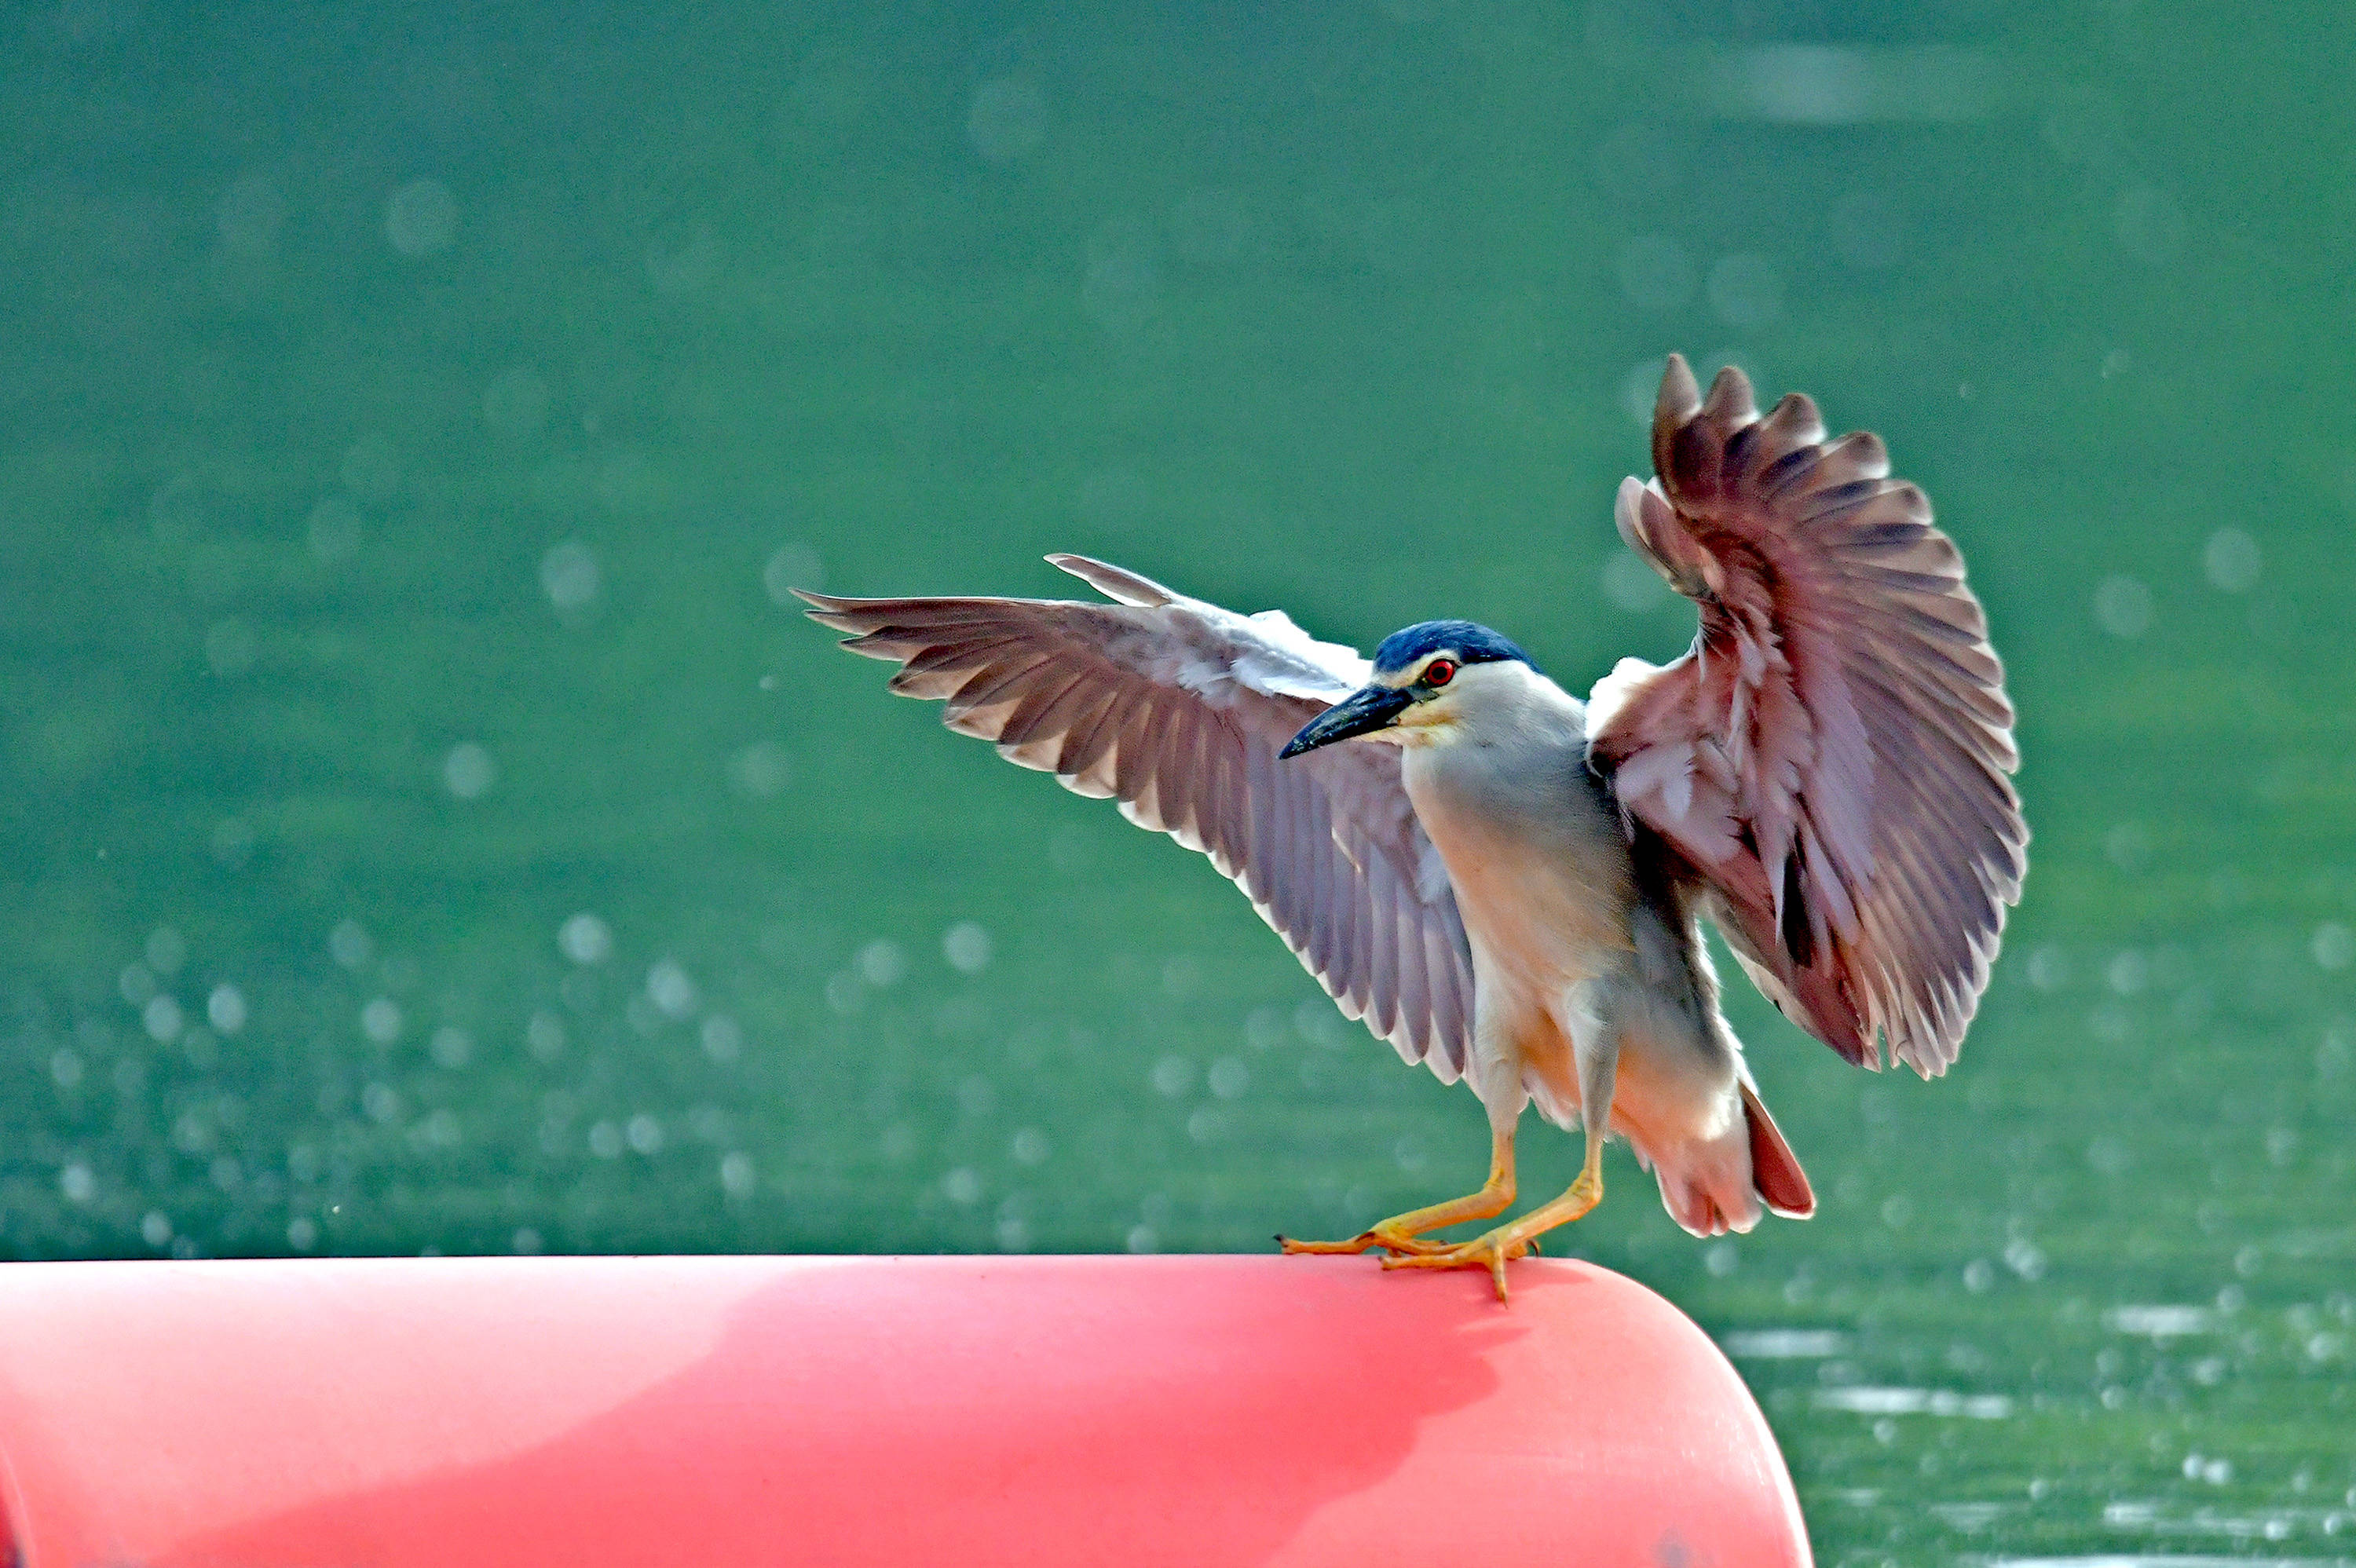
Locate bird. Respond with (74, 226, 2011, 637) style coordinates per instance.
(798, 355, 2025, 1300)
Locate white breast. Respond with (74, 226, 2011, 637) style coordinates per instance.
(1399, 663, 1637, 997)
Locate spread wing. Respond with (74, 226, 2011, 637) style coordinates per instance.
(1589, 356, 2026, 1076)
(798, 554, 1476, 1081)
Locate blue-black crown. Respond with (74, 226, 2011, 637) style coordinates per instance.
(1370, 620, 1535, 676)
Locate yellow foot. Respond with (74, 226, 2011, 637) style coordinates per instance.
(1277, 1225, 1451, 1258)
(1380, 1229, 1535, 1302)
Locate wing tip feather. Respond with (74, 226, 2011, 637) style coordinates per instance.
(807, 565, 1479, 1090)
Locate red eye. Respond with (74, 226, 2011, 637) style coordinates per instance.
(1423, 659, 1456, 688)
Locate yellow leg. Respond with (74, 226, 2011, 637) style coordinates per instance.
(1382, 1133, 1605, 1302)
(1279, 1127, 1516, 1259)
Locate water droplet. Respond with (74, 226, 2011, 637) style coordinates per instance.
(701, 1014, 743, 1062)
(957, 1075, 997, 1118)
(430, 1025, 472, 1069)
(384, 177, 457, 257)
(306, 496, 364, 562)
(943, 921, 992, 974)
(720, 1150, 755, 1197)
(943, 1167, 982, 1206)
(728, 741, 790, 798)
(558, 913, 613, 965)
(762, 543, 823, 602)
(207, 983, 247, 1035)
(2203, 528, 2262, 592)
(1151, 1055, 1195, 1098)
(141, 1211, 172, 1248)
(2093, 574, 2152, 638)
(1603, 547, 1670, 611)
(646, 959, 698, 1018)
(211, 817, 255, 869)
(443, 742, 496, 799)
(329, 919, 374, 970)
(59, 1162, 96, 1204)
(144, 927, 186, 974)
(1295, 1001, 1344, 1048)
(1208, 1057, 1250, 1099)
(526, 1011, 566, 1062)
(143, 994, 183, 1044)
(2310, 923, 2351, 970)
(626, 1114, 664, 1155)
(1618, 358, 1667, 426)
(540, 539, 601, 614)
(360, 996, 402, 1045)
(857, 939, 906, 987)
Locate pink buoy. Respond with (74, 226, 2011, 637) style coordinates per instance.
(0, 1254, 1809, 1566)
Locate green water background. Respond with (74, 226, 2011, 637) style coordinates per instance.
(3, 5, 2352, 1561)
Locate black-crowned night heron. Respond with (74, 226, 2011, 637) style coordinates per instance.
(800, 356, 2025, 1299)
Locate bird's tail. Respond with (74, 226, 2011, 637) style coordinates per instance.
(1740, 1080, 1815, 1219)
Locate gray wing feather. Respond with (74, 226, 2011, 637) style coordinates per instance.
(797, 555, 1475, 1081)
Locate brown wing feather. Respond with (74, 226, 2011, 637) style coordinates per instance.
(798, 563, 1476, 1080)
(1592, 355, 2026, 1076)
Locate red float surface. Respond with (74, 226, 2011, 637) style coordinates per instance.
(0, 1254, 1809, 1567)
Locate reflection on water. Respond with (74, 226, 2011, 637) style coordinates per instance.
(2, 3, 2352, 1560)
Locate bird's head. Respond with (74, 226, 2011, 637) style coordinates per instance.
(1279, 620, 1536, 758)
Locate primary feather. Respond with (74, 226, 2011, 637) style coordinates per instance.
(796, 557, 1477, 1079)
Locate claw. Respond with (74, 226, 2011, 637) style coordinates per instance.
(1379, 1230, 1534, 1301)
(1279, 1224, 1451, 1258)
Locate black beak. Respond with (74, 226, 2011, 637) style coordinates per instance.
(1280, 685, 1412, 758)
